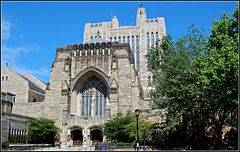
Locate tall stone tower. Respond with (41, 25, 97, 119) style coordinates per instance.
(83, 5, 166, 99)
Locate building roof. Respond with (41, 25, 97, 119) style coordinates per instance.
(18, 74, 45, 93)
(84, 37, 109, 44)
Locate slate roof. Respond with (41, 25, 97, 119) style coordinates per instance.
(18, 74, 45, 93)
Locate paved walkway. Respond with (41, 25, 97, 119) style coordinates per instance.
(34, 145, 95, 151)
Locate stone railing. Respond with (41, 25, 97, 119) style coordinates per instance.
(64, 115, 108, 126)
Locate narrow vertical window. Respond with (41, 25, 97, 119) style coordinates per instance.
(148, 76, 151, 86)
(2, 77, 4, 81)
(151, 32, 154, 47)
(119, 37, 121, 43)
(86, 96, 88, 115)
(82, 96, 85, 116)
(156, 32, 158, 41)
(152, 76, 155, 83)
(104, 96, 106, 115)
(100, 95, 102, 116)
(147, 32, 150, 53)
(110, 37, 112, 42)
(132, 36, 135, 59)
(123, 36, 125, 43)
(114, 37, 117, 42)
(136, 35, 139, 71)
(90, 96, 92, 116)
(96, 95, 98, 115)
(91, 36, 93, 40)
(127, 36, 130, 44)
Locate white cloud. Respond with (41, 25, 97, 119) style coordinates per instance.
(12, 66, 50, 77)
(1, 19, 50, 83)
(1, 21, 11, 40)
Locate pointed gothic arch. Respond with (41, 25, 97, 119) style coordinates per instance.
(70, 67, 110, 116)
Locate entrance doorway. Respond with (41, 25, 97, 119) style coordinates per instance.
(71, 129, 83, 146)
(90, 129, 103, 145)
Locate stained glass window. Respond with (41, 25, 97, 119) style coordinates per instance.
(81, 77, 107, 116)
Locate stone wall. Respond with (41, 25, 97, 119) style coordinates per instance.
(1, 67, 29, 103)
(1, 112, 36, 143)
(28, 89, 45, 102)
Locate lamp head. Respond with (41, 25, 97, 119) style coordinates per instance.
(135, 109, 140, 117)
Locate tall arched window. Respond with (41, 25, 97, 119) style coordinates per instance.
(81, 77, 107, 116)
(147, 32, 150, 53)
(123, 36, 125, 43)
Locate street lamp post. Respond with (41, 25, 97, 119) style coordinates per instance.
(143, 127, 146, 151)
(135, 109, 140, 151)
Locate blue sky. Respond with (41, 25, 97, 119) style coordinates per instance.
(1, 1, 238, 83)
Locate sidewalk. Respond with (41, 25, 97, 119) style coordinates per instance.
(34, 145, 95, 151)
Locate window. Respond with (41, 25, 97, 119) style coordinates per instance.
(81, 77, 107, 116)
(123, 36, 125, 43)
(127, 36, 130, 44)
(156, 32, 158, 41)
(82, 96, 85, 116)
(89, 96, 92, 116)
(2, 77, 4, 81)
(151, 32, 154, 51)
(99, 36, 101, 38)
(136, 35, 139, 71)
(147, 32, 150, 53)
(32, 98, 37, 102)
(148, 76, 151, 86)
(151, 32, 154, 46)
(100, 96, 103, 116)
(119, 37, 121, 43)
(114, 37, 117, 42)
(6, 76, 8, 81)
(96, 95, 98, 115)
(91, 36, 93, 40)
(110, 37, 112, 42)
(132, 36, 135, 59)
(152, 76, 155, 83)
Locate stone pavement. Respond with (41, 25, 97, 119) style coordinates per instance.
(34, 145, 95, 151)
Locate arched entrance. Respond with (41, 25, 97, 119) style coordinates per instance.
(70, 127, 83, 146)
(91, 129, 103, 142)
(89, 125, 103, 145)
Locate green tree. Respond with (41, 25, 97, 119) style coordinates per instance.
(146, 3, 238, 150)
(27, 118, 60, 144)
(146, 23, 207, 131)
(102, 112, 135, 143)
(196, 3, 238, 149)
(102, 111, 153, 144)
(125, 117, 152, 145)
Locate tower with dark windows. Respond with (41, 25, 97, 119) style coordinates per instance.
(83, 5, 166, 99)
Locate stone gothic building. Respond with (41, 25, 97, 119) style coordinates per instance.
(1, 6, 166, 145)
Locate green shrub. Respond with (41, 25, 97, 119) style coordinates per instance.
(116, 142, 134, 146)
(5, 142, 10, 145)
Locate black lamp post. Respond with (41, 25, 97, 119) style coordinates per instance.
(135, 109, 140, 151)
